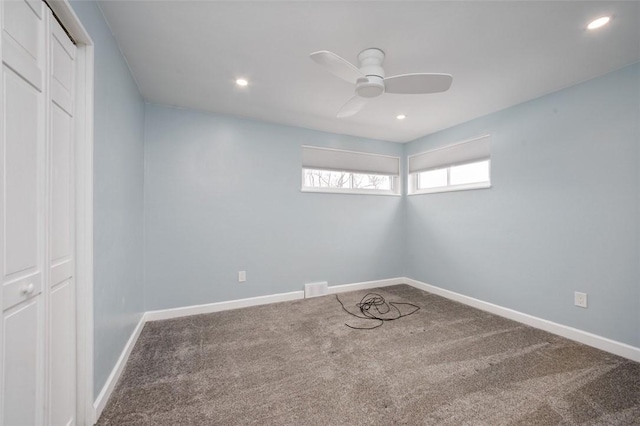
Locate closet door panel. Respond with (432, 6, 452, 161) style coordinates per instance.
(3, 0, 43, 51)
(49, 101, 75, 426)
(49, 93, 76, 426)
(0, 0, 46, 424)
(2, 0, 43, 90)
(1, 0, 45, 290)
(50, 16, 73, 115)
(49, 15, 76, 426)
(49, 279, 74, 426)
(3, 67, 41, 277)
(2, 298, 43, 426)
(51, 103, 72, 263)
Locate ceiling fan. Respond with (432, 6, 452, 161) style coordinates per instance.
(310, 48, 453, 118)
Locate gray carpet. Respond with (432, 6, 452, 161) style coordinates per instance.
(97, 285, 640, 425)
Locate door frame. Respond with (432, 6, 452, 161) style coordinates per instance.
(45, 1, 94, 424)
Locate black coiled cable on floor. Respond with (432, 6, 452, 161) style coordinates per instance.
(335, 292, 420, 329)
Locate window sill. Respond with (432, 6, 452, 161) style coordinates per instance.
(301, 187, 401, 196)
(408, 182, 491, 196)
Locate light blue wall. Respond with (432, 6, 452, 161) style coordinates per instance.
(143, 104, 404, 310)
(70, 1, 146, 397)
(404, 62, 640, 347)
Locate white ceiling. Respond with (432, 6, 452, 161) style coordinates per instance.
(98, 1, 640, 143)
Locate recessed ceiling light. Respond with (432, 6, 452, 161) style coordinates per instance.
(235, 78, 248, 87)
(587, 16, 610, 30)
(396, 114, 406, 120)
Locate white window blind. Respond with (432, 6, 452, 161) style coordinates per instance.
(408, 135, 491, 174)
(302, 145, 400, 176)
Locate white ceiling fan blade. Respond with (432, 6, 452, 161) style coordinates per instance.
(384, 73, 453, 94)
(337, 95, 368, 118)
(310, 50, 365, 84)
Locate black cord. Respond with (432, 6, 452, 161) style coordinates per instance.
(335, 293, 420, 330)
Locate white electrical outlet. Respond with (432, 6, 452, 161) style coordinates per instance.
(238, 271, 246, 283)
(574, 291, 588, 308)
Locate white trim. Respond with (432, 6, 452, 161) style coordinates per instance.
(403, 277, 640, 362)
(144, 291, 305, 322)
(74, 43, 94, 425)
(409, 182, 492, 196)
(47, 0, 92, 45)
(327, 277, 404, 294)
(300, 187, 401, 197)
(93, 314, 145, 421)
(144, 278, 404, 323)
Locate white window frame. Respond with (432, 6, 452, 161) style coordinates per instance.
(301, 169, 400, 196)
(408, 135, 491, 196)
(409, 160, 492, 195)
(301, 146, 401, 196)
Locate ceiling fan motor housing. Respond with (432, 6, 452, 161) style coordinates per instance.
(356, 76, 384, 98)
(356, 48, 385, 98)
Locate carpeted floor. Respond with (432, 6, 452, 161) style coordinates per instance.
(97, 285, 640, 425)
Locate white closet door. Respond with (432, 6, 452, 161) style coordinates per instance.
(48, 14, 76, 426)
(0, 0, 46, 425)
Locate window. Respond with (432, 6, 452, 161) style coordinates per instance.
(303, 169, 394, 191)
(450, 160, 490, 185)
(415, 160, 490, 192)
(416, 168, 448, 189)
(301, 146, 400, 195)
(409, 135, 491, 195)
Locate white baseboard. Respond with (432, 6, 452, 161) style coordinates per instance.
(144, 290, 305, 322)
(93, 314, 146, 422)
(403, 277, 640, 363)
(144, 278, 404, 322)
(327, 277, 404, 294)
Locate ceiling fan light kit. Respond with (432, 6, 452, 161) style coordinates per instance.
(310, 47, 453, 118)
